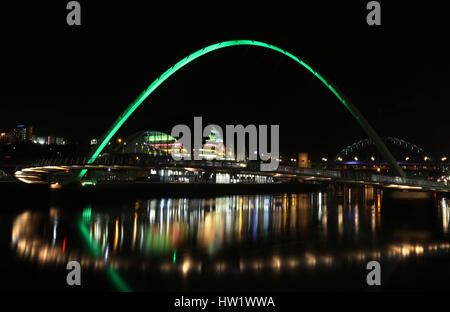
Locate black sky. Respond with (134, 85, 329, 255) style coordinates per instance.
(1, 1, 450, 159)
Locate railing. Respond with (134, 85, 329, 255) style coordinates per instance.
(276, 166, 342, 178)
(370, 174, 446, 189)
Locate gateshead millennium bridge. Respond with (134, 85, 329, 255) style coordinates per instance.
(11, 40, 450, 193)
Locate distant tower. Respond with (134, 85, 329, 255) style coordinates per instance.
(26, 125, 33, 141)
(13, 125, 33, 142)
(14, 125, 26, 141)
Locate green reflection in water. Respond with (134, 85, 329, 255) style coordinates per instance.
(82, 206, 92, 223)
(78, 214, 133, 292)
(106, 267, 132, 292)
(78, 218, 102, 257)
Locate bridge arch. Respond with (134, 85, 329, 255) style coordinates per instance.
(79, 40, 405, 178)
(335, 137, 433, 162)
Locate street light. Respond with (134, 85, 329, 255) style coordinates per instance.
(441, 157, 447, 161)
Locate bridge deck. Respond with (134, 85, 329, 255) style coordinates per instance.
(13, 156, 450, 193)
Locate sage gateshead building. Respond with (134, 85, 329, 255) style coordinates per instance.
(77, 129, 273, 185)
(118, 130, 189, 159)
(117, 128, 226, 160)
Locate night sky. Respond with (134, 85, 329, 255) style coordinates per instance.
(2, 1, 450, 159)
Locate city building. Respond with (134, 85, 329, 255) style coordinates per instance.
(119, 130, 189, 159)
(197, 126, 226, 160)
(0, 131, 15, 143)
(298, 152, 311, 168)
(119, 129, 228, 161)
(14, 125, 33, 142)
(32, 135, 66, 146)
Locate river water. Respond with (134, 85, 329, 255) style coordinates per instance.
(2, 186, 450, 291)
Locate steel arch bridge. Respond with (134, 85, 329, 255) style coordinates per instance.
(335, 137, 433, 161)
(79, 40, 406, 179)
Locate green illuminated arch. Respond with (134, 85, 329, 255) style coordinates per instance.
(79, 40, 405, 178)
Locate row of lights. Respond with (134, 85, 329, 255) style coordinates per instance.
(326, 156, 448, 162)
(115, 137, 450, 164)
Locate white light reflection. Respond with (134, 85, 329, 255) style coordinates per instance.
(442, 198, 449, 234)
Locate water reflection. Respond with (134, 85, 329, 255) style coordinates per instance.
(439, 197, 450, 234)
(10, 187, 450, 289)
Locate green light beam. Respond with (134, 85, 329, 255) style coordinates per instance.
(78, 216, 133, 292)
(106, 267, 133, 292)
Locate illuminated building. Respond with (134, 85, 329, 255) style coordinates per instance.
(119, 130, 189, 159)
(0, 131, 15, 143)
(119, 129, 225, 160)
(14, 125, 33, 142)
(298, 152, 311, 168)
(32, 135, 66, 145)
(197, 126, 226, 160)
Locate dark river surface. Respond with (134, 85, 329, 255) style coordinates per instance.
(1, 185, 450, 291)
